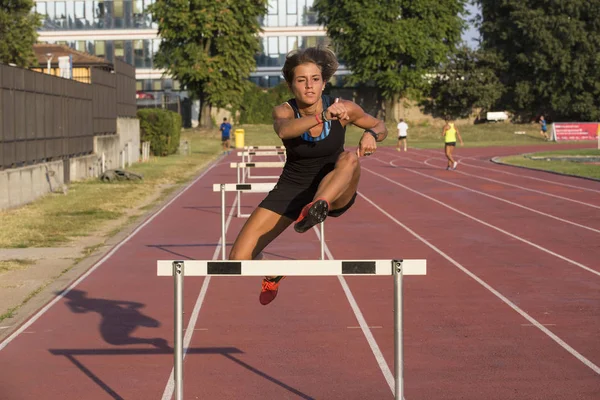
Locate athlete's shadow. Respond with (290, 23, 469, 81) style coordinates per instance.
(61, 289, 169, 349)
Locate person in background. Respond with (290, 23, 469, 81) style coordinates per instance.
(220, 118, 232, 153)
(396, 118, 408, 151)
(442, 118, 464, 170)
(539, 115, 550, 140)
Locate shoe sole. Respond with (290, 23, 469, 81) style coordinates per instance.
(294, 200, 329, 233)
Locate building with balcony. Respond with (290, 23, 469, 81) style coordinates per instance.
(34, 0, 348, 93)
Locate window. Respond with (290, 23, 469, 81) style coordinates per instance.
(75, 1, 85, 18)
(114, 41, 124, 57)
(95, 41, 106, 57)
(287, 0, 297, 14)
(114, 0, 124, 17)
(55, 2, 66, 19)
(152, 80, 161, 91)
(36, 2, 47, 16)
(76, 41, 86, 52)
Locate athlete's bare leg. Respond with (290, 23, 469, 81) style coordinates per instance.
(312, 151, 360, 209)
(445, 145, 455, 168)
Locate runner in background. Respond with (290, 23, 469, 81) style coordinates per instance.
(539, 115, 550, 140)
(396, 118, 408, 151)
(220, 118, 232, 153)
(442, 118, 464, 170)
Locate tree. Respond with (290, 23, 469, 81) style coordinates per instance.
(313, 0, 468, 121)
(478, 0, 600, 121)
(424, 46, 504, 119)
(149, 0, 267, 127)
(0, 0, 41, 67)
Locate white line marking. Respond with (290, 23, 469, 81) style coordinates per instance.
(383, 158, 600, 234)
(160, 194, 238, 400)
(410, 148, 600, 194)
(358, 192, 600, 376)
(0, 326, 12, 330)
(362, 165, 600, 277)
(422, 158, 600, 209)
(312, 226, 398, 396)
(0, 156, 225, 352)
(347, 326, 383, 329)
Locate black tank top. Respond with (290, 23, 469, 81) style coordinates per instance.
(279, 95, 346, 187)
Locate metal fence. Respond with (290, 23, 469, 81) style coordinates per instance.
(0, 60, 136, 170)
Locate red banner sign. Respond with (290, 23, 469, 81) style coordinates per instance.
(552, 123, 600, 141)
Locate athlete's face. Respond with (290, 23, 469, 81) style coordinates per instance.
(290, 63, 325, 105)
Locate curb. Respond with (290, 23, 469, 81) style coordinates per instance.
(490, 155, 600, 183)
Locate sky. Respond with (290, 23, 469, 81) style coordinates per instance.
(462, 2, 481, 48)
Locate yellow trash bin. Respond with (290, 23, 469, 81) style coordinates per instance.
(234, 129, 245, 149)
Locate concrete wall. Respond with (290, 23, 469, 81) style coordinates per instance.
(94, 117, 140, 171)
(0, 161, 64, 210)
(1, 117, 141, 210)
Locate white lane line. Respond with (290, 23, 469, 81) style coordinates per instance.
(358, 192, 600, 376)
(312, 227, 398, 397)
(0, 156, 225, 352)
(405, 148, 600, 195)
(382, 158, 600, 234)
(160, 194, 238, 400)
(362, 165, 600, 278)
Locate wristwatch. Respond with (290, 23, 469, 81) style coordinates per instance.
(364, 129, 378, 141)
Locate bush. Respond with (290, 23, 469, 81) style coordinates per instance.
(137, 108, 182, 156)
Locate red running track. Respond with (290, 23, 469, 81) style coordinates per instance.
(0, 143, 599, 399)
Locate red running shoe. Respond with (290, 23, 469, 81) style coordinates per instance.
(259, 276, 285, 305)
(294, 199, 330, 233)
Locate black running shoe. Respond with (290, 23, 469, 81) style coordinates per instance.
(294, 199, 330, 233)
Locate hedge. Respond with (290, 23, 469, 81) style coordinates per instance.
(137, 108, 182, 156)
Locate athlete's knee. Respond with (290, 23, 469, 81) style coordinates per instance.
(337, 151, 359, 170)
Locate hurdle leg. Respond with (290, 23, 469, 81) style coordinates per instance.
(393, 260, 403, 400)
(173, 261, 184, 400)
(320, 222, 325, 260)
(221, 185, 227, 260)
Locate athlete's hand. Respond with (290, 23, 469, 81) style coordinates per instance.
(324, 98, 350, 121)
(357, 132, 377, 157)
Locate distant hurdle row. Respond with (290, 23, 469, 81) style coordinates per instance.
(213, 183, 327, 259)
(157, 258, 427, 400)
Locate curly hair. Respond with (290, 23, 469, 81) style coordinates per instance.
(282, 46, 339, 84)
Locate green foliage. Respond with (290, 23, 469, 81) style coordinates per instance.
(230, 82, 292, 124)
(314, 0, 467, 99)
(148, 0, 267, 114)
(0, 0, 41, 67)
(137, 108, 182, 156)
(424, 46, 504, 119)
(479, 0, 600, 121)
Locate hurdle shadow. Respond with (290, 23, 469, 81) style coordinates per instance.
(147, 244, 297, 261)
(147, 243, 234, 260)
(49, 347, 315, 400)
(182, 205, 254, 216)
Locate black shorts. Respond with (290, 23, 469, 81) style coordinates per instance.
(398, 135, 407, 139)
(259, 182, 357, 220)
(222, 137, 230, 142)
(445, 142, 456, 147)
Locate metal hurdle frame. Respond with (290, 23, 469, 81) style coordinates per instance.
(237, 150, 287, 180)
(240, 146, 286, 179)
(230, 162, 285, 183)
(213, 183, 326, 259)
(157, 259, 427, 400)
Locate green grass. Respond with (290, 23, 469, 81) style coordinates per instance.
(235, 121, 551, 149)
(499, 149, 600, 180)
(0, 132, 223, 248)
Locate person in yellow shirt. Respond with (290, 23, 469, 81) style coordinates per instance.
(442, 119, 464, 170)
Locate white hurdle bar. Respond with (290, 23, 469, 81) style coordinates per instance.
(213, 183, 326, 259)
(230, 161, 285, 183)
(237, 150, 286, 164)
(157, 259, 427, 400)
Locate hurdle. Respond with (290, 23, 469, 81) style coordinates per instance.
(230, 161, 285, 183)
(213, 183, 326, 259)
(157, 258, 427, 400)
(237, 150, 286, 164)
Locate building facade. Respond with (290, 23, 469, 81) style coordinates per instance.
(34, 0, 347, 93)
